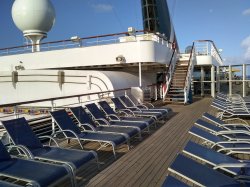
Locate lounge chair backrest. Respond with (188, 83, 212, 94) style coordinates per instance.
(98, 101, 118, 120)
(111, 97, 126, 110)
(0, 141, 11, 161)
(203, 112, 225, 125)
(50, 110, 81, 135)
(119, 96, 134, 107)
(1, 118, 43, 149)
(70, 106, 97, 128)
(85, 103, 106, 119)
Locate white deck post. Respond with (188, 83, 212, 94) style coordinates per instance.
(216, 66, 220, 93)
(211, 65, 215, 97)
(139, 62, 142, 87)
(243, 64, 246, 97)
(201, 66, 204, 97)
(229, 65, 232, 96)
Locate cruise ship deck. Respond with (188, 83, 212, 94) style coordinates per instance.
(57, 97, 213, 186)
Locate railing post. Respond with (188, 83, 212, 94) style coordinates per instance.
(14, 105, 18, 119)
(229, 65, 232, 96)
(216, 66, 220, 93)
(51, 100, 55, 134)
(243, 64, 246, 97)
(201, 66, 205, 97)
(211, 65, 215, 97)
(139, 62, 142, 87)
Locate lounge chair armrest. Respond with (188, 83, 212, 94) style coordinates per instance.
(107, 114, 120, 120)
(137, 104, 148, 109)
(119, 109, 136, 116)
(212, 141, 250, 148)
(142, 102, 154, 108)
(95, 118, 110, 126)
(38, 135, 60, 147)
(214, 163, 250, 170)
(52, 129, 79, 139)
(223, 123, 250, 131)
(7, 145, 34, 159)
(216, 130, 250, 136)
(79, 123, 97, 131)
(127, 106, 142, 112)
(223, 118, 249, 125)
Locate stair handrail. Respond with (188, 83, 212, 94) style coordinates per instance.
(184, 42, 196, 104)
(162, 48, 177, 100)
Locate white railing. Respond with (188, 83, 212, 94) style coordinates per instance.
(184, 43, 196, 104)
(0, 30, 173, 56)
(162, 49, 177, 100)
(195, 40, 223, 65)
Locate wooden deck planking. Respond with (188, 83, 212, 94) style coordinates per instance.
(85, 98, 212, 187)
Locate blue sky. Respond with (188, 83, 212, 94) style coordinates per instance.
(0, 0, 250, 64)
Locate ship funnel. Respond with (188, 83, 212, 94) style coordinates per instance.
(141, 0, 174, 43)
(12, 0, 56, 52)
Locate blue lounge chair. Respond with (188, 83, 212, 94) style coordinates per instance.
(183, 141, 250, 176)
(98, 100, 155, 127)
(0, 141, 72, 187)
(119, 95, 170, 117)
(111, 97, 163, 121)
(203, 112, 250, 131)
(161, 175, 188, 187)
(85, 103, 150, 132)
(168, 154, 248, 186)
(195, 119, 250, 141)
(1, 117, 98, 185)
(189, 126, 250, 155)
(50, 109, 129, 158)
(69, 106, 141, 139)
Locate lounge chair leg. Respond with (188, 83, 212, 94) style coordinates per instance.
(67, 139, 71, 144)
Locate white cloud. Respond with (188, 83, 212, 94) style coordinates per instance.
(242, 8, 250, 16)
(241, 36, 250, 60)
(92, 4, 113, 13)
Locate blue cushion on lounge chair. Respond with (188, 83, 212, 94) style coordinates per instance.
(1, 158, 68, 187)
(2, 118, 43, 149)
(77, 131, 126, 146)
(0, 141, 69, 187)
(169, 154, 241, 186)
(183, 141, 245, 176)
(1, 117, 97, 172)
(30, 146, 96, 169)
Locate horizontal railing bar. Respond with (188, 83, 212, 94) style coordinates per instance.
(0, 88, 130, 108)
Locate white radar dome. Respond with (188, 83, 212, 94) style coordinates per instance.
(12, 0, 56, 35)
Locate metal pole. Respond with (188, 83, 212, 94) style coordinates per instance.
(243, 64, 246, 97)
(216, 66, 220, 93)
(211, 65, 215, 97)
(139, 62, 142, 87)
(201, 66, 204, 97)
(229, 65, 232, 96)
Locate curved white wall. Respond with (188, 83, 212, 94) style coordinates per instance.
(0, 70, 152, 106)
